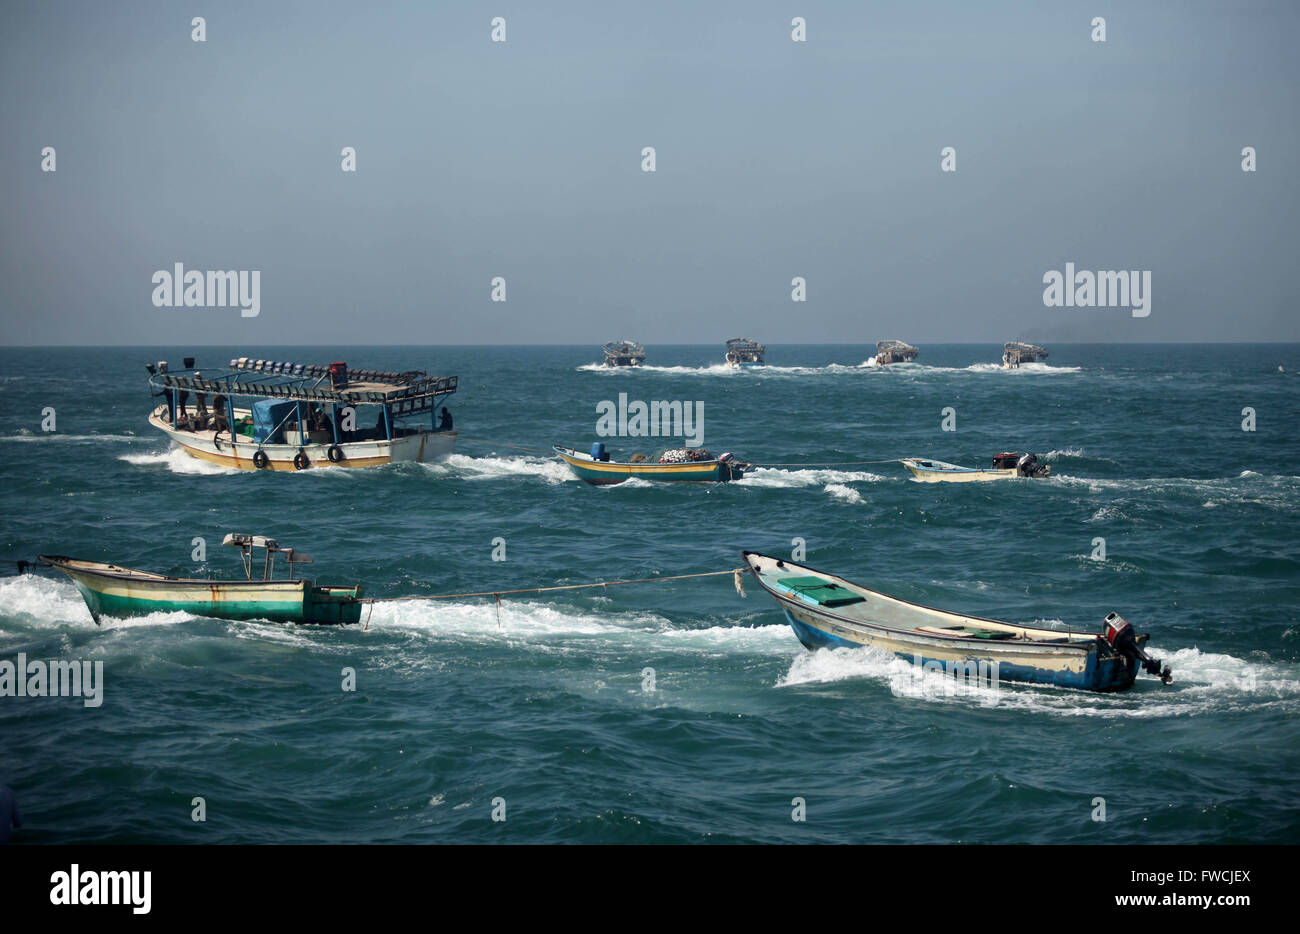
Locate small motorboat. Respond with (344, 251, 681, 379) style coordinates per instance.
(554, 443, 749, 484)
(724, 338, 765, 367)
(40, 534, 364, 625)
(742, 551, 1173, 693)
(602, 341, 646, 367)
(902, 452, 1051, 482)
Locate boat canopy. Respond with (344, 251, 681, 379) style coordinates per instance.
(148, 357, 457, 413)
(222, 532, 313, 579)
(876, 340, 918, 355)
(725, 338, 765, 353)
(223, 533, 281, 551)
(1004, 341, 1048, 359)
(602, 340, 645, 360)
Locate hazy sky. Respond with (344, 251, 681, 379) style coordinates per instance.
(2, 1, 1297, 345)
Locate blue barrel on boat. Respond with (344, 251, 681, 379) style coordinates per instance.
(590, 441, 607, 461)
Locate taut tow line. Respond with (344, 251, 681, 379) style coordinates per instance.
(360, 567, 748, 631)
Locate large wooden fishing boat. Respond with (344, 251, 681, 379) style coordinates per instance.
(874, 340, 919, 365)
(145, 356, 458, 470)
(602, 341, 646, 367)
(554, 443, 749, 484)
(723, 338, 765, 367)
(742, 552, 1172, 692)
(41, 535, 363, 625)
(902, 452, 1051, 482)
(1003, 341, 1048, 368)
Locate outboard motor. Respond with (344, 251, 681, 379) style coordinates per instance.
(1016, 452, 1049, 477)
(1104, 613, 1173, 684)
(590, 441, 610, 462)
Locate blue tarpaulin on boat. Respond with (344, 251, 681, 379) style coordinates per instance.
(252, 400, 296, 443)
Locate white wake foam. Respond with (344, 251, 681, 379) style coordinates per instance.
(120, 446, 236, 475)
(738, 466, 889, 488)
(823, 483, 864, 504)
(774, 643, 1300, 718)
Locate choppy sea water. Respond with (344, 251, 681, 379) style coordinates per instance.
(1, 343, 1297, 844)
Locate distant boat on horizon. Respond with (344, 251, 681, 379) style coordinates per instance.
(1003, 341, 1049, 368)
(601, 340, 646, 367)
(723, 338, 765, 367)
(874, 340, 919, 365)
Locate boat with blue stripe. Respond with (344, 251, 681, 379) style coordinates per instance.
(742, 551, 1172, 693)
(145, 356, 458, 470)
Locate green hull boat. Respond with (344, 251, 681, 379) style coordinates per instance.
(40, 534, 363, 625)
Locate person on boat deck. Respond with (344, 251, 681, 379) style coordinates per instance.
(211, 395, 229, 433)
(438, 408, 453, 431)
(308, 404, 331, 435)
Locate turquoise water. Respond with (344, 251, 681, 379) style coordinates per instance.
(1, 344, 1297, 844)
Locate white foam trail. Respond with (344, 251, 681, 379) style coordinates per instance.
(579, 362, 889, 376)
(738, 466, 888, 488)
(373, 598, 671, 641)
(1055, 473, 1300, 508)
(1041, 447, 1085, 461)
(964, 362, 1083, 374)
(602, 477, 655, 489)
(120, 446, 236, 475)
(370, 598, 795, 656)
(3, 433, 141, 443)
(0, 573, 97, 629)
(776, 644, 1300, 718)
(426, 453, 574, 484)
(823, 483, 864, 504)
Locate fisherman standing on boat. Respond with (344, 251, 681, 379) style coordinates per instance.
(438, 408, 453, 431)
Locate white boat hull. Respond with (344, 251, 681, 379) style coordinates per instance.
(902, 458, 1046, 483)
(149, 411, 456, 470)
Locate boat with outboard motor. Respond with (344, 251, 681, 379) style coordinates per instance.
(602, 341, 646, 367)
(902, 452, 1051, 482)
(145, 356, 458, 470)
(554, 443, 749, 483)
(40, 534, 364, 625)
(1003, 342, 1048, 368)
(874, 340, 919, 365)
(724, 338, 765, 367)
(742, 551, 1173, 692)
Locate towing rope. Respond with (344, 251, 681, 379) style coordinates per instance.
(747, 458, 905, 468)
(364, 567, 747, 605)
(361, 566, 748, 631)
(457, 438, 904, 470)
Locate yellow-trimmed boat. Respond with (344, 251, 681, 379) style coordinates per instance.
(554, 444, 749, 484)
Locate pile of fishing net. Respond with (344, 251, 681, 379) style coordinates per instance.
(658, 448, 715, 463)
